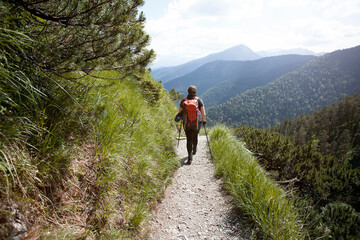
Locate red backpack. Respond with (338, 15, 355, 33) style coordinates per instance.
(182, 97, 202, 131)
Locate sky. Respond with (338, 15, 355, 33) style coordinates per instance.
(140, 0, 360, 68)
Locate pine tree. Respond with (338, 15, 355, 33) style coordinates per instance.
(2, 0, 154, 76)
(169, 88, 184, 101)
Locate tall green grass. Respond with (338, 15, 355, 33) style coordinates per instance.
(1, 66, 179, 239)
(209, 125, 306, 240)
(67, 71, 179, 239)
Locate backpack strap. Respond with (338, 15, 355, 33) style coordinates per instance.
(181, 97, 187, 108)
(195, 97, 199, 109)
(193, 97, 199, 109)
(182, 97, 199, 106)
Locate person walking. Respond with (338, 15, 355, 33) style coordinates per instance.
(177, 85, 206, 164)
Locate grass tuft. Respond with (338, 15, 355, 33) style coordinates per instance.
(209, 125, 306, 240)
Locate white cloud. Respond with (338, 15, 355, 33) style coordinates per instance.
(267, 0, 312, 7)
(145, 0, 360, 67)
(316, 0, 360, 18)
(287, 17, 360, 51)
(146, 0, 265, 66)
(188, 0, 264, 21)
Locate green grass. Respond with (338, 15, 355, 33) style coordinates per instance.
(209, 125, 306, 240)
(66, 71, 180, 239)
(1, 68, 180, 239)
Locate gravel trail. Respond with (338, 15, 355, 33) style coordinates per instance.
(149, 135, 251, 240)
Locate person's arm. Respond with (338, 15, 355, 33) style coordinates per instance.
(178, 98, 185, 113)
(175, 105, 184, 122)
(198, 98, 206, 123)
(200, 106, 206, 123)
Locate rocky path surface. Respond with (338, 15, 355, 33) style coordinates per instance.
(149, 136, 251, 240)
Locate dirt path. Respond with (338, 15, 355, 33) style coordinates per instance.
(149, 136, 251, 240)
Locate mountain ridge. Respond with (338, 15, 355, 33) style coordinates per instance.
(257, 48, 325, 57)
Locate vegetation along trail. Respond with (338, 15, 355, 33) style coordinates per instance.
(149, 136, 252, 240)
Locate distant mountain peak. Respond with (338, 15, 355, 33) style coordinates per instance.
(201, 44, 260, 62)
(218, 44, 253, 53)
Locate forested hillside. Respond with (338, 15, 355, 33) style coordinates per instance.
(163, 55, 314, 102)
(0, 1, 178, 239)
(235, 94, 360, 239)
(201, 55, 315, 107)
(208, 45, 360, 128)
(271, 94, 360, 163)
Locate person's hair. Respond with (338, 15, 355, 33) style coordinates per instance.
(188, 85, 197, 95)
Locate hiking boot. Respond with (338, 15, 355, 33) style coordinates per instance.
(187, 154, 193, 165)
(192, 147, 197, 155)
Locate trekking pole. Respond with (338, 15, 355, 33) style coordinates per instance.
(177, 121, 182, 148)
(203, 124, 213, 158)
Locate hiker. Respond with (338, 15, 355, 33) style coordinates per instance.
(176, 85, 206, 164)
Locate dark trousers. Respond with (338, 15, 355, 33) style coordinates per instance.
(185, 129, 199, 156)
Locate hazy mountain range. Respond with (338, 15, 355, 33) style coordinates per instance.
(153, 43, 360, 128)
(163, 55, 315, 107)
(257, 48, 325, 57)
(152, 44, 260, 83)
(151, 44, 324, 83)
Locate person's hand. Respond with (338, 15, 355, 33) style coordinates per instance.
(174, 112, 183, 122)
(202, 120, 207, 125)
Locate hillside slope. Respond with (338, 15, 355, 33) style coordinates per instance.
(0, 2, 177, 239)
(152, 44, 260, 83)
(1, 71, 179, 239)
(271, 94, 360, 162)
(235, 93, 360, 239)
(201, 55, 315, 107)
(208, 45, 360, 128)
